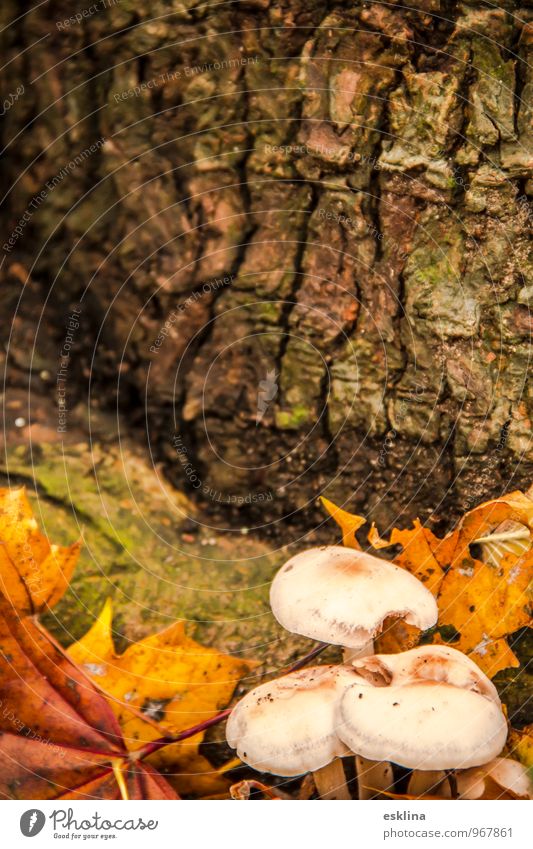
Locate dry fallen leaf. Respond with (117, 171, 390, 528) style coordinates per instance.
(68, 598, 252, 797)
(506, 724, 533, 770)
(435, 549, 531, 675)
(368, 519, 447, 653)
(433, 494, 532, 675)
(447, 493, 533, 566)
(0, 601, 178, 800)
(457, 757, 533, 800)
(0, 488, 81, 615)
(325, 501, 444, 653)
(325, 493, 533, 675)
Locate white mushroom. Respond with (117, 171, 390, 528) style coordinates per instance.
(351, 644, 501, 704)
(457, 757, 533, 799)
(337, 646, 507, 771)
(226, 664, 361, 798)
(270, 546, 438, 660)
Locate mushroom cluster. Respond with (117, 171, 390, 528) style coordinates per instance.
(226, 545, 510, 799)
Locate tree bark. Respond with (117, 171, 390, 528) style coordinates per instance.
(2, 1, 532, 537)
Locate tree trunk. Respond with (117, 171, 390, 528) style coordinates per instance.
(2, 1, 532, 538)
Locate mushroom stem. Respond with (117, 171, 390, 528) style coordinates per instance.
(355, 755, 393, 800)
(313, 759, 351, 800)
(342, 638, 374, 663)
(408, 769, 451, 799)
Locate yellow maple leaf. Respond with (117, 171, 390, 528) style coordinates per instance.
(68, 599, 252, 797)
(443, 491, 533, 569)
(320, 496, 365, 549)
(0, 487, 80, 615)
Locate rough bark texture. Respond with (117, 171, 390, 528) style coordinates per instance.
(1, 1, 533, 538)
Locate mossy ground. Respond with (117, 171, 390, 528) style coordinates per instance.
(1, 442, 315, 672)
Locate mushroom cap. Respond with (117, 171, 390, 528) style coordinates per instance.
(270, 546, 438, 648)
(226, 665, 361, 776)
(337, 647, 508, 773)
(351, 644, 501, 704)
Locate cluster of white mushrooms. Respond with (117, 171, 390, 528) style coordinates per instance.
(226, 546, 530, 799)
